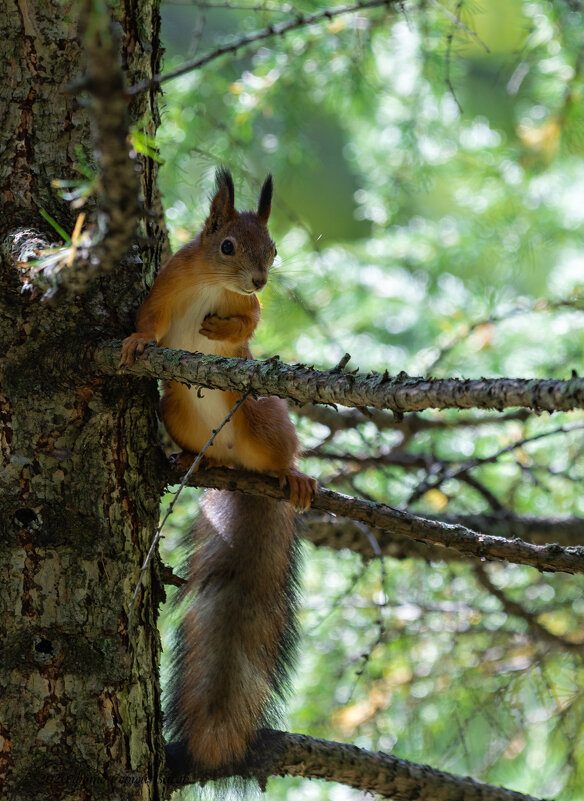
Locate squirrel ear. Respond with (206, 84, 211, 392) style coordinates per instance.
(257, 174, 273, 225)
(206, 167, 235, 233)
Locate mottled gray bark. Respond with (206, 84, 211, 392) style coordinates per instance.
(303, 511, 584, 557)
(167, 730, 545, 801)
(97, 342, 584, 414)
(0, 1, 167, 798)
(164, 465, 584, 575)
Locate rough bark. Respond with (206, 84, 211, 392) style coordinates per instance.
(296, 403, 532, 434)
(303, 511, 584, 557)
(0, 2, 167, 798)
(165, 465, 584, 574)
(97, 343, 584, 413)
(166, 730, 545, 801)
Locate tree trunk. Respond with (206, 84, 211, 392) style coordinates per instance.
(0, 1, 167, 797)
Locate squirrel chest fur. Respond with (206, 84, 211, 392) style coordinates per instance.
(159, 267, 248, 461)
(120, 167, 317, 771)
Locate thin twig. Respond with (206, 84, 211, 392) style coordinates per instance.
(128, 389, 252, 618)
(407, 422, 584, 505)
(474, 562, 584, 654)
(165, 1, 289, 10)
(297, 404, 532, 434)
(444, 0, 464, 111)
(345, 523, 388, 700)
(127, 0, 397, 95)
(427, 0, 489, 53)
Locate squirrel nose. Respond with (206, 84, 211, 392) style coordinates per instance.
(252, 275, 267, 290)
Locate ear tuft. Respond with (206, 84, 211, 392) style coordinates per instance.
(257, 174, 273, 225)
(214, 166, 235, 207)
(206, 166, 235, 233)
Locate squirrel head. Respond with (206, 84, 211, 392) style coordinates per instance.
(201, 167, 277, 295)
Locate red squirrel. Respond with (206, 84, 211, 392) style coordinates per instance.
(120, 168, 317, 770)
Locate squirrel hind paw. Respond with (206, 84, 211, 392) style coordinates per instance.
(279, 469, 317, 511)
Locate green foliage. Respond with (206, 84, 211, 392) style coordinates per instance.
(38, 208, 72, 244)
(157, 1, 584, 798)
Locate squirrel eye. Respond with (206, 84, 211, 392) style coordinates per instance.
(274, 247, 278, 257)
(221, 239, 235, 255)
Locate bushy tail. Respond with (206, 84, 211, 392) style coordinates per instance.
(166, 489, 300, 770)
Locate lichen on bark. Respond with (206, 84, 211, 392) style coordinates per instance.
(0, 1, 168, 798)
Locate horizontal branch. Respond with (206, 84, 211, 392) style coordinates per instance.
(165, 729, 543, 801)
(164, 464, 584, 574)
(297, 402, 532, 433)
(304, 512, 584, 559)
(98, 342, 584, 414)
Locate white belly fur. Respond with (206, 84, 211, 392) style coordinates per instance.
(163, 285, 239, 459)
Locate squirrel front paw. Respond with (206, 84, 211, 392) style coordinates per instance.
(120, 333, 155, 367)
(199, 314, 242, 342)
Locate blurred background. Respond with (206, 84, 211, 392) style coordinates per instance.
(153, 2, 584, 798)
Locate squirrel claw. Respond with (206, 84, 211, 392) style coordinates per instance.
(199, 314, 228, 340)
(200, 314, 246, 343)
(119, 333, 154, 367)
(279, 469, 317, 511)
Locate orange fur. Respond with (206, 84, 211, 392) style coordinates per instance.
(121, 168, 317, 769)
